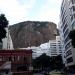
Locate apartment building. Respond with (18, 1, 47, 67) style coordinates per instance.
(59, 0, 75, 69)
(49, 36, 62, 57)
(2, 28, 14, 50)
(0, 27, 13, 50)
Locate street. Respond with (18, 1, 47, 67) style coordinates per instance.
(33, 73, 44, 75)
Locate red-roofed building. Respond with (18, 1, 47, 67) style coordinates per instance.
(0, 49, 32, 75)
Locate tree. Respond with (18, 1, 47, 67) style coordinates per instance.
(69, 30, 75, 48)
(33, 53, 51, 69)
(0, 14, 8, 42)
(33, 54, 63, 70)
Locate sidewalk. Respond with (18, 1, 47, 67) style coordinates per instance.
(49, 70, 64, 75)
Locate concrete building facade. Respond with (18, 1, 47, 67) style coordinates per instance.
(59, 0, 75, 69)
(2, 28, 14, 50)
(49, 36, 62, 57)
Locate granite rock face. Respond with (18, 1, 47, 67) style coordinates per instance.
(9, 21, 57, 49)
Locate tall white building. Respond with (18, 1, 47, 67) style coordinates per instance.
(49, 36, 62, 57)
(59, 24, 66, 64)
(2, 28, 14, 50)
(59, 0, 75, 69)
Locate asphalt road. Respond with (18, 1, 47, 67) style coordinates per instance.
(68, 73, 75, 75)
(33, 73, 44, 75)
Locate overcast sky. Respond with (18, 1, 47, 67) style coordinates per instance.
(0, 0, 62, 25)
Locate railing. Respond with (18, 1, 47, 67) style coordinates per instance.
(12, 71, 32, 75)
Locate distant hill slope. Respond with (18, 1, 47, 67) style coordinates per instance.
(9, 21, 58, 49)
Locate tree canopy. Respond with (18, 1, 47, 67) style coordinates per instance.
(33, 53, 63, 70)
(0, 14, 8, 42)
(33, 53, 51, 68)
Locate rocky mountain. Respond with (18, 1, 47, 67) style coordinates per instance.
(9, 21, 57, 49)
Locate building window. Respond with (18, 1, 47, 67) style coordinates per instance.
(72, 6, 75, 11)
(73, 14, 75, 18)
(0, 57, 2, 61)
(63, 24, 68, 32)
(64, 29, 69, 38)
(71, 15, 73, 21)
(2, 57, 11, 61)
(65, 42, 71, 50)
(9, 57, 11, 61)
(71, 14, 75, 22)
(66, 49, 72, 57)
(72, 21, 75, 29)
(63, 19, 66, 25)
(64, 36, 70, 44)
(18, 56, 20, 61)
(71, 0, 75, 4)
(24, 57, 26, 61)
(12, 56, 15, 61)
(67, 57, 73, 63)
